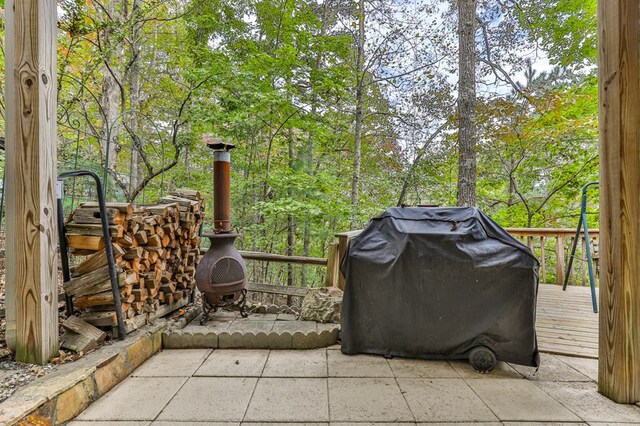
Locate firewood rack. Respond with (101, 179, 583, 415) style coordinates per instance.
(57, 170, 126, 340)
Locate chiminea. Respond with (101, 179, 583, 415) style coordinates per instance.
(195, 141, 248, 324)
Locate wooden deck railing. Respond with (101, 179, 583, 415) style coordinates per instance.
(505, 228, 599, 285)
(239, 249, 340, 289)
(200, 247, 338, 305)
(335, 228, 599, 287)
(200, 226, 599, 298)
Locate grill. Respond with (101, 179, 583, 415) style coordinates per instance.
(195, 141, 248, 323)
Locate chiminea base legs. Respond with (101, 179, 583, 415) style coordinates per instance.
(239, 289, 249, 318)
(200, 289, 249, 325)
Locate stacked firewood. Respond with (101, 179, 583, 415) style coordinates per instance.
(62, 189, 204, 329)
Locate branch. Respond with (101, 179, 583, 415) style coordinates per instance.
(397, 121, 449, 206)
(476, 17, 534, 105)
(366, 57, 443, 87)
(532, 154, 599, 215)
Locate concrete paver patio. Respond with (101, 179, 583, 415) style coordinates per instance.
(69, 348, 640, 425)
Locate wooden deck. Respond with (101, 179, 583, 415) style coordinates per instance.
(537, 284, 598, 358)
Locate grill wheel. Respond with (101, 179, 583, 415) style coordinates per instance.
(469, 346, 497, 373)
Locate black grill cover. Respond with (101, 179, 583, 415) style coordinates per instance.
(341, 207, 540, 367)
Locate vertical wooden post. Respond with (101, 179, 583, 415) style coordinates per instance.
(5, 0, 59, 364)
(337, 234, 350, 290)
(539, 236, 546, 284)
(324, 242, 340, 287)
(598, 0, 640, 403)
(556, 236, 565, 286)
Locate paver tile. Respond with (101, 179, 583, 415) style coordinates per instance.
(227, 320, 275, 333)
(153, 423, 238, 426)
(555, 355, 599, 382)
(389, 358, 459, 378)
(244, 377, 329, 422)
(157, 377, 257, 421)
(153, 422, 239, 425)
(272, 320, 318, 333)
(332, 423, 415, 426)
(509, 353, 591, 382)
(535, 381, 640, 423)
(195, 349, 269, 377)
(76, 377, 186, 421)
(416, 423, 500, 426)
(243, 423, 327, 426)
(467, 379, 581, 422)
(502, 423, 587, 425)
(588, 423, 640, 426)
(449, 360, 523, 379)
(246, 313, 279, 321)
(68, 422, 150, 426)
(133, 349, 211, 377)
(184, 319, 231, 332)
(328, 377, 413, 422)
(397, 378, 497, 422)
(262, 349, 327, 377)
(328, 350, 393, 377)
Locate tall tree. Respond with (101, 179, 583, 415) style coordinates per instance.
(350, 0, 365, 229)
(457, 0, 477, 207)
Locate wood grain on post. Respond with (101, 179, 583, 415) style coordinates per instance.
(598, 0, 640, 403)
(5, 0, 59, 363)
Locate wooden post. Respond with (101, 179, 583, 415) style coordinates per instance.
(337, 235, 349, 290)
(556, 236, 565, 286)
(598, 0, 640, 403)
(5, 0, 59, 364)
(539, 236, 546, 284)
(335, 230, 363, 290)
(324, 242, 340, 287)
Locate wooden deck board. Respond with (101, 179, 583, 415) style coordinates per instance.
(537, 284, 598, 358)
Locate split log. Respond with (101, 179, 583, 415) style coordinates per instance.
(62, 316, 106, 345)
(60, 316, 107, 353)
(64, 265, 124, 297)
(67, 235, 105, 251)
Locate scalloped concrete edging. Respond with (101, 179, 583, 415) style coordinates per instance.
(162, 326, 340, 350)
(163, 310, 340, 349)
(0, 322, 165, 426)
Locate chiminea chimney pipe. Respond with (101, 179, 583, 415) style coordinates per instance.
(207, 141, 235, 233)
(198, 139, 248, 323)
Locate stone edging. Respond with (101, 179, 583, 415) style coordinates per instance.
(0, 323, 164, 426)
(162, 325, 340, 350)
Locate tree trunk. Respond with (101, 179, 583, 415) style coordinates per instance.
(128, 0, 143, 202)
(351, 0, 365, 229)
(287, 130, 295, 291)
(98, 0, 123, 198)
(457, 0, 477, 207)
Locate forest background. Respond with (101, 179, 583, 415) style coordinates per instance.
(0, 0, 598, 274)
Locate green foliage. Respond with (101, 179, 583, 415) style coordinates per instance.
(477, 77, 599, 227)
(516, 0, 597, 69)
(0, 0, 601, 274)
